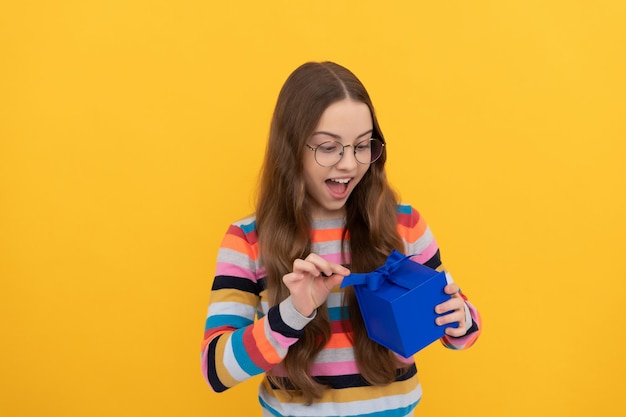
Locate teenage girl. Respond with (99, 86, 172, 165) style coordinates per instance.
(201, 61, 481, 417)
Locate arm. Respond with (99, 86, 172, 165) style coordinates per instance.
(200, 222, 315, 392)
(200, 222, 348, 392)
(439, 291, 481, 350)
(397, 204, 482, 350)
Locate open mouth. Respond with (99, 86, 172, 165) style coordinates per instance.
(326, 178, 351, 197)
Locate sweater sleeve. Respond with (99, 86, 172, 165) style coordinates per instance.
(397, 204, 482, 351)
(200, 221, 314, 392)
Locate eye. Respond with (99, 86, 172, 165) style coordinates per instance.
(318, 142, 340, 153)
(355, 140, 372, 151)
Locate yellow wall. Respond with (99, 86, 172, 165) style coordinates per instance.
(1, 1, 625, 416)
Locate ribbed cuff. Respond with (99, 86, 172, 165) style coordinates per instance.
(464, 302, 473, 332)
(278, 296, 316, 331)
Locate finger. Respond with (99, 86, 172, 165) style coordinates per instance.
(282, 272, 305, 285)
(435, 310, 464, 327)
(303, 254, 350, 277)
(435, 296, 465, 314)
(444, 283, 460, 295)
(444, 325, 467, 337)
(321, 267, 350, 278)
(293, 258, 322, 277)
(328, 263, 350, 276)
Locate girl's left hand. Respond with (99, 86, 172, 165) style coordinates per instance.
(434, 283, 467, 337)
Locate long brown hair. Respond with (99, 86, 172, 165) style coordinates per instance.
(256, 62, 407, 403)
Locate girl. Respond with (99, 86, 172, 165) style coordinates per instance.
(201, 61, 481, 417)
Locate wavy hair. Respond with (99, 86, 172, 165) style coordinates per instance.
(256, 62, 407, 404)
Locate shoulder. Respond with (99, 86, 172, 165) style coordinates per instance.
(230, 214, 257, 232)
(396, 203, 432, 244)
(396, 203, 425, 228)
(224, 214, 258, 239)
(219, 214, 259, 253)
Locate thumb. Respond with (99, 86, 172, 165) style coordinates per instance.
(327, 274, 345, 289)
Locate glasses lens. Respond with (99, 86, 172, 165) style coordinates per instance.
(355, 139, 384, 164)
(315, 141, 343, 167)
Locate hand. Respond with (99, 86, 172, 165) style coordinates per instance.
(282, 253, 349, 317)
(435, 283, 467, 337)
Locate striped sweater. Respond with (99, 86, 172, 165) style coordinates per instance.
(201, 204, 481, 417)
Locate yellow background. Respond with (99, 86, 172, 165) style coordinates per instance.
(1, 1, 625, 416)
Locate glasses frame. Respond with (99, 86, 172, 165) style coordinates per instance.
(305, 138, 385, 167)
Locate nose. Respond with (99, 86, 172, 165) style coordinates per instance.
(335, 145, 358, 170)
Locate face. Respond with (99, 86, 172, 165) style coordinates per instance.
(303, 99, 373, 220)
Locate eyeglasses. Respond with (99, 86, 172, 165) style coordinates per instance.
(305, 138, 385, 167)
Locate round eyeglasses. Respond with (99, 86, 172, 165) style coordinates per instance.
(305, 138, 385, 167)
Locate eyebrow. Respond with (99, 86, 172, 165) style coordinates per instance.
(311, 129, 373, 141)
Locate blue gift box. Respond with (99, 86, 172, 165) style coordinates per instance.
(340, 250, 457, 357)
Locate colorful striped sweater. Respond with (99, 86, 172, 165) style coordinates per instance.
(201, 204, 481, 417)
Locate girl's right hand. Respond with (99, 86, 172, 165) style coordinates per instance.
(282, 253, 350, 317)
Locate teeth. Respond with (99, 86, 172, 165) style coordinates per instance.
(330, 178, 350, 184)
